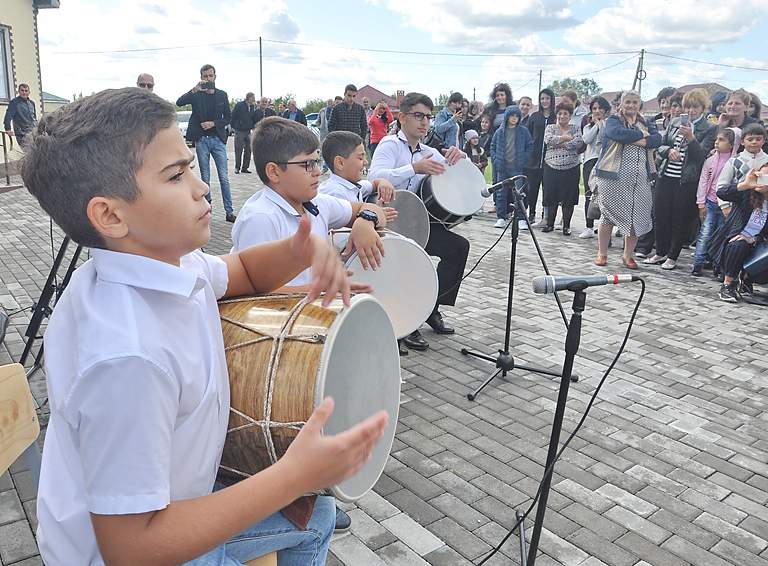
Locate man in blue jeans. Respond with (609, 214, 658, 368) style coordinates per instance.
(177, 64, 236, 222)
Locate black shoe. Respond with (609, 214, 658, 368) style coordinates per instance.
(226, 212, 237, 223)
(691, 265, 703, 277)
(562, 227, 571, 236)
(542, 225, 554, 233)
(713, 272, 725, 283)
(398, 339, 409, 356)
(718, 283, 739, 303)
(425, 311, 454, 334)
(234, 170, 240, 174)
(241, 169, 252, 174)
(403, 330, 429, 351)
(703, 261, 713, 270)
(334, 507, 351, 533)
(738, 280, 754, 298)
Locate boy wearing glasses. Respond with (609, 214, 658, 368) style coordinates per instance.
(232, 116, 390, 284)
(369, 92, 470, 352)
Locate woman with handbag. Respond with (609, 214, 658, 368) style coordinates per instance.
(579, 96, 611, 239)
(593, 90, 662, 268)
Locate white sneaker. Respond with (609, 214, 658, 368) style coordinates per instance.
(613, 226, 623, 237)
(578, 228, 594, 239)
(661, 258, 677, 270)
(494, 218, 507, 228)
(518, 219, 529, 231)
(532, 219, 547, 228)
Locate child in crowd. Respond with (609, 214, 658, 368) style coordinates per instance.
(692, 127, 740, 276)
(22, 88, 388, 565)
(716, 162, 768, 302)
(232, 117, 392, 276)
(463, 129, 488, 173)
(319, 131, 395, 204)
(490, 105, 533, 229)
(716, 123, 768, 213)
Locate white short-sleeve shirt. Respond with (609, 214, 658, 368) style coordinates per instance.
(319, 173, 373, 203)
(367, 130, 446, 193)
(36, 249, 230, 566)
(231, 186, 353, 286)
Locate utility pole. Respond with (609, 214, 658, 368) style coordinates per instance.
(538, 70, 542, 95)
(259, 36, 263, 98)
(631, 49, 646, 96)
(473, 87, 476, 101)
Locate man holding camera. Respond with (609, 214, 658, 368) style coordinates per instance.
(176, 64, 236, 222)
(231, 92, 257, 174)
(433, 92, 464, 149)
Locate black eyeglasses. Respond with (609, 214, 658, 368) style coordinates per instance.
(275, 159, 323, 172)
(138, 83, 154, 89)
(404, 112, 433, 121)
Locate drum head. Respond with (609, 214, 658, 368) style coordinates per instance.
(346, 235, 438, 339)
(429, 159, 486, 216)
(386, 190, 430, 248)
(318, 295, 400, 501)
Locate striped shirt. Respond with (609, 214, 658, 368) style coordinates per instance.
(664, 132, 687, 179)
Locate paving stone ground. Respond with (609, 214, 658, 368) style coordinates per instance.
(1, 141, 767, 565)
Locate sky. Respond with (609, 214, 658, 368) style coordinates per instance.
(37, 0, 768, 108)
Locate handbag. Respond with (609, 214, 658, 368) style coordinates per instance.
(423, 126, 447, 151)
(587, 173, 601, 221)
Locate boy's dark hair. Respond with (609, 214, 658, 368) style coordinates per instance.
(669, 92, 684, 108)
(448, 92, 463, 104)
(717, 127, 735, 147)
(21, 88, 176, 249)
(742, 123, 766, 139)
(344, 84, 358, 94)
(656, 86, 677, 103)
(400, 92, 434, 113)
(200, 64, 215, 75)
(589, 96, 611, 113)
(334, 95, 343, 102)
(561, 89, 579, 104)
(322, 131, 364, 174)
(251, 117, 319, 184)
(19, 83, 30, 90)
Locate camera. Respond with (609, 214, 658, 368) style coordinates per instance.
(200, 81, 215, 91)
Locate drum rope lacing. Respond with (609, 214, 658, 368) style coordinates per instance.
(218, 295, 325, 477)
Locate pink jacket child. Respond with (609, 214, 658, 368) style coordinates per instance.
(698, 127, 741, 208)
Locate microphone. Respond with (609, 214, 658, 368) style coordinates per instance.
(532, 274, 641, 294)
(481, 175, 528, 198)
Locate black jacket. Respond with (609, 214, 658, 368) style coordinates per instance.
(254, 107, 276, 125)
(525, 110, 556, 169)
(230, 100, 256, 132)
(282, 108, 307, 126)
(176, 89, 231, 143)
(658, 117, 717, 184)
(711, 183, 768, 268)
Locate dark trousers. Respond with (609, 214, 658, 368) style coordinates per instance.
(654, 176, 698, 260)
(582, 158, 597, 228)
(722, 239, 753, 278)
(524, 167, 543, 220)
(234, 130, 252, 172)
(425, 222, 470, 309)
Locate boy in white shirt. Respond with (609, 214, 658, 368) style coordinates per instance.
(22, 88, 388, 566)
(232, 117, 393, 276)
(319, 130, 396, 204)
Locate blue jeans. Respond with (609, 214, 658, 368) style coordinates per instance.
(693, 200, 724, 266)
(196, 136, 234, 214)
(493, 176, 526, 221)
(184, 494, 335, 565)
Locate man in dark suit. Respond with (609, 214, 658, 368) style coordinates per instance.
(231, 92, 257, 174)
(254, 96, 276, 125)
(281, 99, 307, 125)
(176, 64, 236, 222)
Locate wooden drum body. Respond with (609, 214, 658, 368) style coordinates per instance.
(219, 294, 401, 502)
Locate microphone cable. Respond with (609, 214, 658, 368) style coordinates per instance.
(476, 277, 646, 565)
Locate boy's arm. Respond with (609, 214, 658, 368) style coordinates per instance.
(92, 398, 388, 566)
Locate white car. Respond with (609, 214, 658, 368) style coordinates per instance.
(305, 112, 319, 128)
(176, 110, 192, 138)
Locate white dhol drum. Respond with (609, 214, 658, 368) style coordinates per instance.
(330, 230, 438, 339)
(219, 294, 401, 502)
(383, 190, 430, 248)
(419, 158, 486, 228)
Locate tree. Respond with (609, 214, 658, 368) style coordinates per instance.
(272, 93, 297, 113)
(434, 93, 450, 108)
(546, 78, 601, 101)
(303, 98, 326, 114)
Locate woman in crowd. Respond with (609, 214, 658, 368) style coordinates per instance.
(719, 89, 760, 131)
(367, 101, 393, 156)
(593, 90, 662, 268)
(748, 92, 763, 124)
(484, 83, 513, 135)
(525, 88, 557, 225)
(708, 91, 729, 124)
(579, 96, 611, 239)
(653, 86, 678, 133)
(462, 101, 484, 139)
(643, 89, 715, 270)
(542, 101, 582, 235)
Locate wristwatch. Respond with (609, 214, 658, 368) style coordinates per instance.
(356, 209, 379, 227)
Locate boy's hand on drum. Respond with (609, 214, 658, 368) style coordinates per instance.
(346, 271, 373, 294)
(444, 146, 466, 165)
(347, 221, 385, 271)
(283, 397, 389, 494)
(383, 207, 398, 224)
(292, 215, 351, 307)
(413, 156, 445, 176)
(372, 179, 396, 204)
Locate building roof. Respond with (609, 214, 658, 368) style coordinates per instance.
(356, 85, 399, 110)
(640, 82, 730, 114)
(42, 91, 70, 103)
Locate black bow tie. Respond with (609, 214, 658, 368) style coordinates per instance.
(303, 201, 319, 216)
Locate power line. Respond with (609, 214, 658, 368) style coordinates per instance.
(571, 53, 639, 77)
(646, 50, 768, 73)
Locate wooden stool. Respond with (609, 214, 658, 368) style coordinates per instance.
(244, 553, 277, 566)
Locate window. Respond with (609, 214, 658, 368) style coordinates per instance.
(0, 26, 11, 103)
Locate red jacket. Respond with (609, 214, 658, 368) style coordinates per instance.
(368, 108, 394, 144)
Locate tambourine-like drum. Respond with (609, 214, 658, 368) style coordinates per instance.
(330, 230, 438, 339)
(384, 190, 431, 248)
(218, 294, 401, 502)
(418, 158, 486, 228)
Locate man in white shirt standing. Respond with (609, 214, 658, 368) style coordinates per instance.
(369, 92, 470, 353)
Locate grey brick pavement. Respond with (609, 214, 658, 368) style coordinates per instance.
(1, 143, 767, 565)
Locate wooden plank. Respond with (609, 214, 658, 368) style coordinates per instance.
(0, 363, 40, 475)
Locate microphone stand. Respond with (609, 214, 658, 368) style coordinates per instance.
(525, 285, 587, 565)
(462, 176, 577, 402)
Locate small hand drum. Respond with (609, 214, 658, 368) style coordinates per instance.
(384, 190, 430, 248)
(419, 158, 486, 228)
